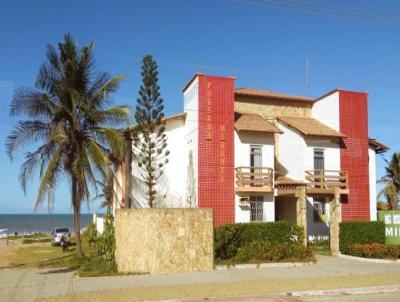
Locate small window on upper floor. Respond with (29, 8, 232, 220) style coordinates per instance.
(314, 149, 325, 171)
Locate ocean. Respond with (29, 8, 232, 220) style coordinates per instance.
(0, 214, 93, 235)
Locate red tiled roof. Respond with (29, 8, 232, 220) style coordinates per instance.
(278, 116, 345, 138)
(369, 138, 389, 154)
(235, 114, 282, 134)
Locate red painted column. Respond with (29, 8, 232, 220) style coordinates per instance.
(339, 90, 370, 221)
(197, 75, 235, 226)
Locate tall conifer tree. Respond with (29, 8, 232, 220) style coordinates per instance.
(134, 55, 168, 207)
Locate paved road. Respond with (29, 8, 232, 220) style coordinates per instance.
(187, 292, 400, 302)
(303, 292, 400, 302)
(1, 255, 400, 302)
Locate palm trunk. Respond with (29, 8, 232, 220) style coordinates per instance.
(72, 177, 83, 258)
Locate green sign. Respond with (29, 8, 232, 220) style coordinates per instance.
(378, 210, 400, 244)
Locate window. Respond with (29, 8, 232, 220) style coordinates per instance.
(250, 145, 262, 168)
(314, 149, 325, 171)
(313, 199, 326, 223)
(250, 146, 262, 186)
(250, 196, 263, 221)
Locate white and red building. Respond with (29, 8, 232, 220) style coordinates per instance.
(114, 73, 388, 241)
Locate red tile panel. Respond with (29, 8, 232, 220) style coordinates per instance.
(198, 75, 235, 226)
(339, 91, 370, 221)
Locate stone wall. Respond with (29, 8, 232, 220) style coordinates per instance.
(115, 208, 214, 274)
(235, 98, 312, 118)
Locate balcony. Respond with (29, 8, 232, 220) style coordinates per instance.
(235, 167, 274, 194)
(305, 170, 349, 195)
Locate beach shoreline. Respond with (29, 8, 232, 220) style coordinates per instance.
(0, 214, 93, 236)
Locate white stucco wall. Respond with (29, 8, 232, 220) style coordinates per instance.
(234, 131, 275, 223)
(120, 78, 199, 210)
(312, 91, 340, 131)
(183, 78, 199, 207)
(127, 118, 188, 208)
(278, 124, 341, 180)
(369, 147, 377, 221)
(278, 123, 306, 180)
(162, 119, 188, 207)
(278, 120, 342, 241)
(304, 138, 341, 171)
(263, 194, 275, 222)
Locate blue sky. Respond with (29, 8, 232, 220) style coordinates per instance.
(0, 0, 399, 213)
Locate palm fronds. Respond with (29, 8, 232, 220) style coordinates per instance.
(6, 34, 130, 257)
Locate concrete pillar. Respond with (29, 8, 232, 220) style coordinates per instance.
(295, 186, 307, 246)
(273, 131, 280, 173)
(330, 187, 341, 255)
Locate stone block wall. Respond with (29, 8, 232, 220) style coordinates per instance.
(115, 208, 214, 274)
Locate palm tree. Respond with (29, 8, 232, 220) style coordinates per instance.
(6, 34, 130, 257)
(93, 165, 118, 217)
(378, 153, 400, 210)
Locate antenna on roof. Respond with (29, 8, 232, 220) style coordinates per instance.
(305, 58, 310, 94)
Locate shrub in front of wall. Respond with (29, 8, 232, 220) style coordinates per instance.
(83, 223, 97, 246)
(214, 221, 305, 260)
(346, 243, 400, 259)
(347, 243, 386, 258)
(339, 221, 385, 254)
(232, 241, 314, 264)
(94, 222, 116, 271)
(385, 245, 400, 259)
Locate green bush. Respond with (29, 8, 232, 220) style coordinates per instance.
(339, 221, 385, 253)
(79, 256, 118, 276)
(232, 240, 314, 264)
(346, 243, 400, 259)
(83, 223, 97, 246)
(93, 222, 116, 271)
(214, 221, 305, 260)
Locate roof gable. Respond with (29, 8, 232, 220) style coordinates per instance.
(235, 114, 281, 134)
(278, 116, 345, 138)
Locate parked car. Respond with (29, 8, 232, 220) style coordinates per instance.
(51, 228, 71, 246)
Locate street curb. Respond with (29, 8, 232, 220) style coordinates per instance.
(288, 284, 400, 297)
(215, 261, 315, 270)
(338, 253, 400, 264)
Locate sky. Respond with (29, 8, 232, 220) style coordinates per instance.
(0, 0, 399, 214)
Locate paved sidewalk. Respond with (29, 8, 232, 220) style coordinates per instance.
(1, 255, 400, 302)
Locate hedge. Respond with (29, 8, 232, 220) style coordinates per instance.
(214, 221, 305, 260)
(346, 243, 400, 259)
(339, 221, 385, 253)
(232, 241, 314, 264)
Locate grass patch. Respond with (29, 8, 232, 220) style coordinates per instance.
(9, 243, 78, 268)
(7, 233, 121, 277)
(310, 242, 331, 256)
(9, 236, 89, 268)
(22, 237, 52, 244)
(6, 233, 48, 240)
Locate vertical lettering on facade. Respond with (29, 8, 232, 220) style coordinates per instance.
(220, 123, 226, 183)
(206, 81, 213, 141)
(198, 75, 234, 225)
